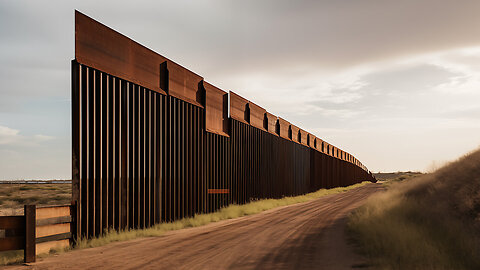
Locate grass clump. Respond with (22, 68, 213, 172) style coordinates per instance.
(348, 149, 480, 270)
(0, 250, 24, 265)
(76, 181, 371, 249)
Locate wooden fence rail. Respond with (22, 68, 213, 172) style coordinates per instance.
(0, 204, 74, 263)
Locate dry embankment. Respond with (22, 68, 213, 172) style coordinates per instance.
(9, 184, 382, 270)
(348, 148, 480, 270)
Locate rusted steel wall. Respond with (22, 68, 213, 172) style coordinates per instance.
(203, 82, 228, 136)
(72, 63, 165, 236)
(229, 119, 311, 202)
(72, 11, 375, 239)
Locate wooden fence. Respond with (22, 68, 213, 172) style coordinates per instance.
(0, 204, 74, 263)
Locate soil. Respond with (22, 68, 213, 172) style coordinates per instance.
(10, 183, 383, 270)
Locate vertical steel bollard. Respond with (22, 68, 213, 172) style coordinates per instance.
(71, 201, 78, 245)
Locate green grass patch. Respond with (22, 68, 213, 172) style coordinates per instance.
(75, 181, 371, 250)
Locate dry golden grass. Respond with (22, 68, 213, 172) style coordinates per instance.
(0, 250, 23, 266)
(0, 183, 71, 215)
(348, 148, 480, 270)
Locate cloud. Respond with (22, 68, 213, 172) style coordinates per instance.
(33, 134, 55, 142)
(0, 125, 20, 145)
(359, 64, 457, 94)
(0, 124, 63, 180)
(267, 46, 480, 173)
(0, 125, 54, 146)
(1, 1, 480, 177)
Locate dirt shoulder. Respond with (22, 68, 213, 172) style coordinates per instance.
(11, 183, 383, 270)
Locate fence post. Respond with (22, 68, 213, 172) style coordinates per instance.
(24, 205, 36, 263)
(71, 201, 78, 245)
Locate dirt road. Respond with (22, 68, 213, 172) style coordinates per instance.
(14, 183, 383, 270)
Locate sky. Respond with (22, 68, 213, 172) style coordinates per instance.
(1, 0, 480, 179)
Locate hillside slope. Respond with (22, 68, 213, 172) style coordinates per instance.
(348, 148, 480, 270)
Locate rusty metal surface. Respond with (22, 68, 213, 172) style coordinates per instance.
(290, 124, 300, 143)
(72, 63, 164, 235)
(299, 129, 309, 147)
(319, 139, 325, 153)
(277, 117, 290, 140)
(248, 101, 266, 131)
(325, 142, 332, 155)
(229, 91, 249, 124)
(204, 81, 228, 136)
(166, 61, 204, 108)
(75, 11, 167, 95)
(265, 112, 278, 135)
(72, 12, 376, 239)
(75, 11, 203, 107)
(310, 135, 318, 149)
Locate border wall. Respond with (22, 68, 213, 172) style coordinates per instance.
(72, 11, 375, 238)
